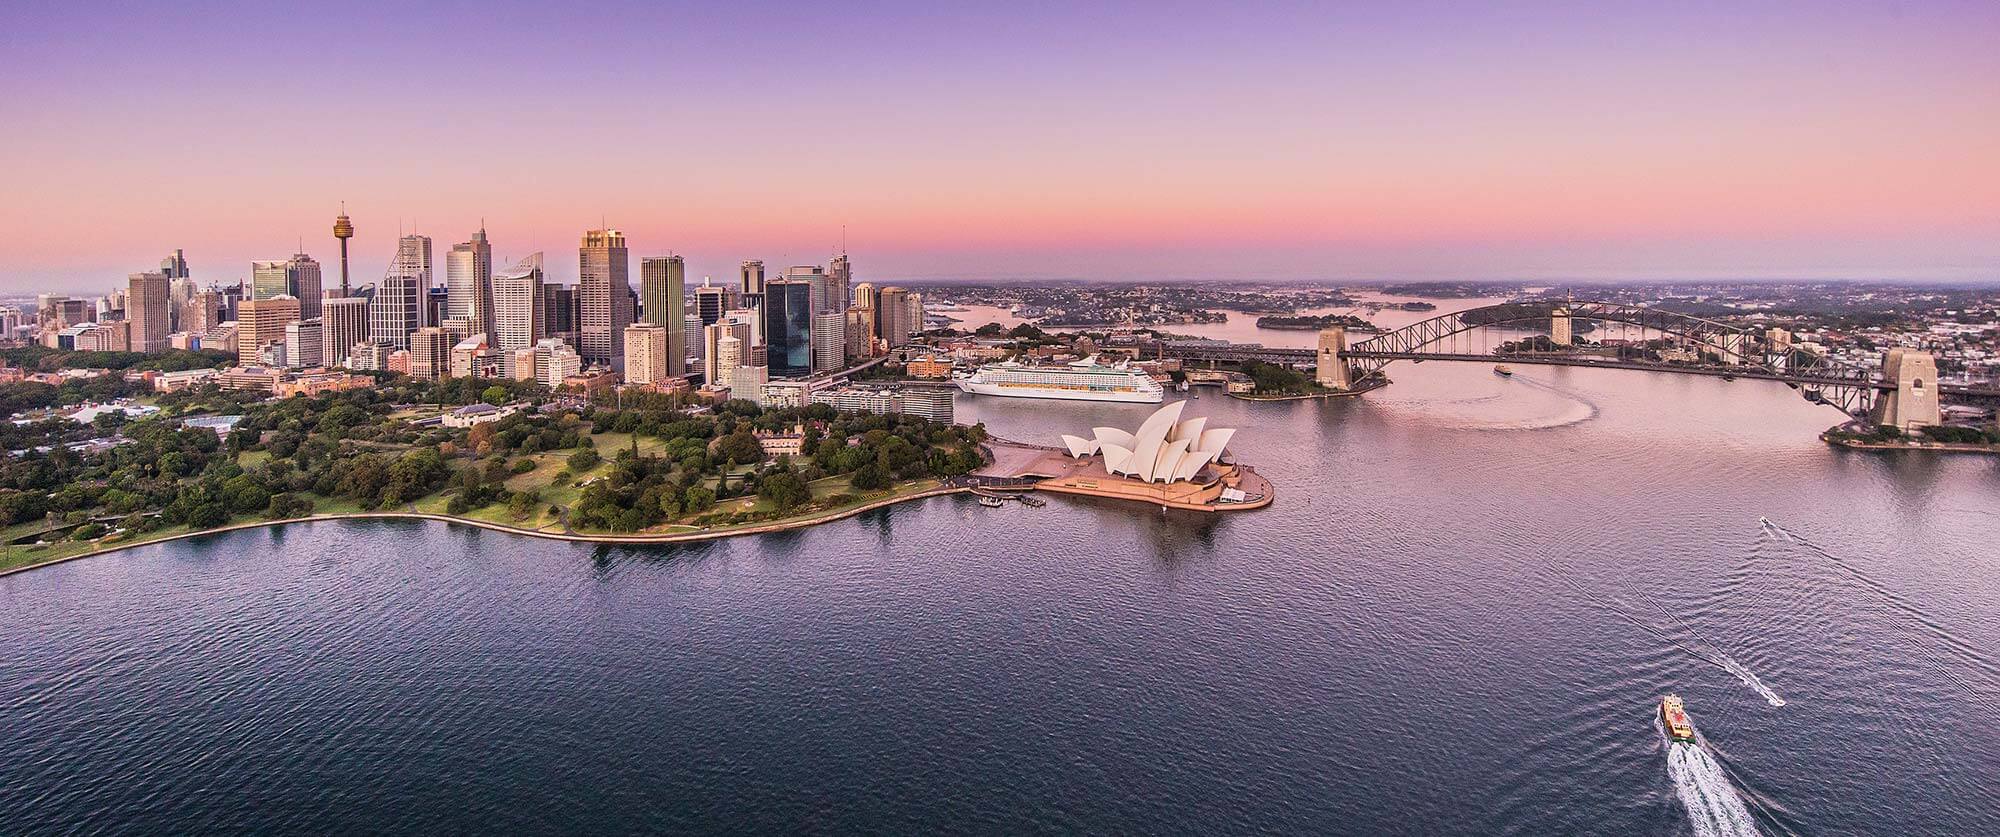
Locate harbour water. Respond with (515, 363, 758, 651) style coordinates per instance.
(5, 358, 1999, 833)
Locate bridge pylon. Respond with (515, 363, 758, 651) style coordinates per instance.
(1315, 327, 1352, 390)
(1549, 306, 1572, 346)
(1873, 348, 1940, 430)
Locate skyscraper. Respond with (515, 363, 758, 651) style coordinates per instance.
(238, 296, 302, 366)
(287, 253, 323, 320)
(446, 227, 494, 337)
(285, 319, 323, 368)
(533, 338, 582, 387)
(408, 327, 452, 380)
(392, 235, 434, 320)
(332, 207, 354, 296)
(763, 279, 813, 378)
(694, 283, 729, 327)
(623, 323, 670, 386)
(540, 283, 576, 346)
(249, 255, 322, 319)
(852, 282, 876, 311)
(786, 265, 828, 314)
(723, 306, 762, 352)
(875, 285, 911, 346)
(370, 273, 423, 350)
(126, 271, 171, 353)
(703, 321, 751, 385)
(251, 260, 290, 301)
(844, 307, 875, 359)
(578, 229, 631, 365)
(812, 310, 845, 373)
(684, 313, 704, 364)
(740, 260, 765, 295)
(491, 253, 545, 353)
(185, 288, 222, 337)
(321, 296, 371, 366)
(640, 256, 686, 377)
(714, 334, 742, 390)
(827, 254, 851, 313)
(159, 249, 189, 280)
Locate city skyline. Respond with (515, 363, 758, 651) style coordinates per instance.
(3, 1, 1997, 290)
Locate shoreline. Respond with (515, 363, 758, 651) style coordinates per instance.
(0, 484, 973, 579)
(1226, 379, 1389, 402)
(1821, 432, 2000, 456)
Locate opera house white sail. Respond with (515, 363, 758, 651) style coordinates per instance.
(1058, 400, 1235, 484)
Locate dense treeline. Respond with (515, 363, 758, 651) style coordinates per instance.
(1238, 360, 1319, 394)
(0, 346, 233, 373)
(0, 376, 987, 542)
(563, 400, 986, 531)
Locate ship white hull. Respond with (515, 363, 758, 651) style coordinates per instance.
(954, 379, 1164, 403)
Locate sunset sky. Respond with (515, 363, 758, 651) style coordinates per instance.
(3, 0, 1997, 292)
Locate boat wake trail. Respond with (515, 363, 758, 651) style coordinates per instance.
(1668, 740, 1763, 837)
(1761, 517, 2000, 715)
(1544, 558, 1785, 707)
(1648, 600, 1787, 708)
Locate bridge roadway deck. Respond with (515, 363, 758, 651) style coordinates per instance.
(1164, 345, 2000, 398)
(1344, 351, 1886, 390)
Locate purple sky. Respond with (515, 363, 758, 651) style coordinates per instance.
(3, 0, 1997, 292)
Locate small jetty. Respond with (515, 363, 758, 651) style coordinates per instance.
(970, 486, 1046, 508)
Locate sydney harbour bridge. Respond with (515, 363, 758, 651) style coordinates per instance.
(1162, 300, 1999, 426)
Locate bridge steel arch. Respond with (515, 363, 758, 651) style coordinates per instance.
(1341, 301, 1883, 418)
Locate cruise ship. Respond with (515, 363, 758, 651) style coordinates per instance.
(954, 356, 1165, 403)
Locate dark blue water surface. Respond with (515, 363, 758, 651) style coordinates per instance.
(5, 362, 1999, 835)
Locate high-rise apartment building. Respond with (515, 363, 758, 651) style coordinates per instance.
(622, 323, 671, 386)
(763, 279, 813, 378)
(491, 252, 545, 353)
(577, 229, 631, 365)
(640, 256, 686, 377)
(739, 260, 765, 295)
(370, 273, 423, 349)
(812, 310, 845, 373)
(238, 296, 302, 365)
(125, 271, 171, 353)
(446, 227, 494, 338)
(321, 296, 371, 366)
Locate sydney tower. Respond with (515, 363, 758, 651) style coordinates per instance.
(332, 203, 355, 297)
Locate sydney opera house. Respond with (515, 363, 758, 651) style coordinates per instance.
(981, 400, 1270, 512)
(1060, 401, 1235, 484)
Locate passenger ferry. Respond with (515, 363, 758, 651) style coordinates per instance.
(954, 356, 1165, 403)
(1493, 364, 1514, 377)
(1660, 695, 1695, 743)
